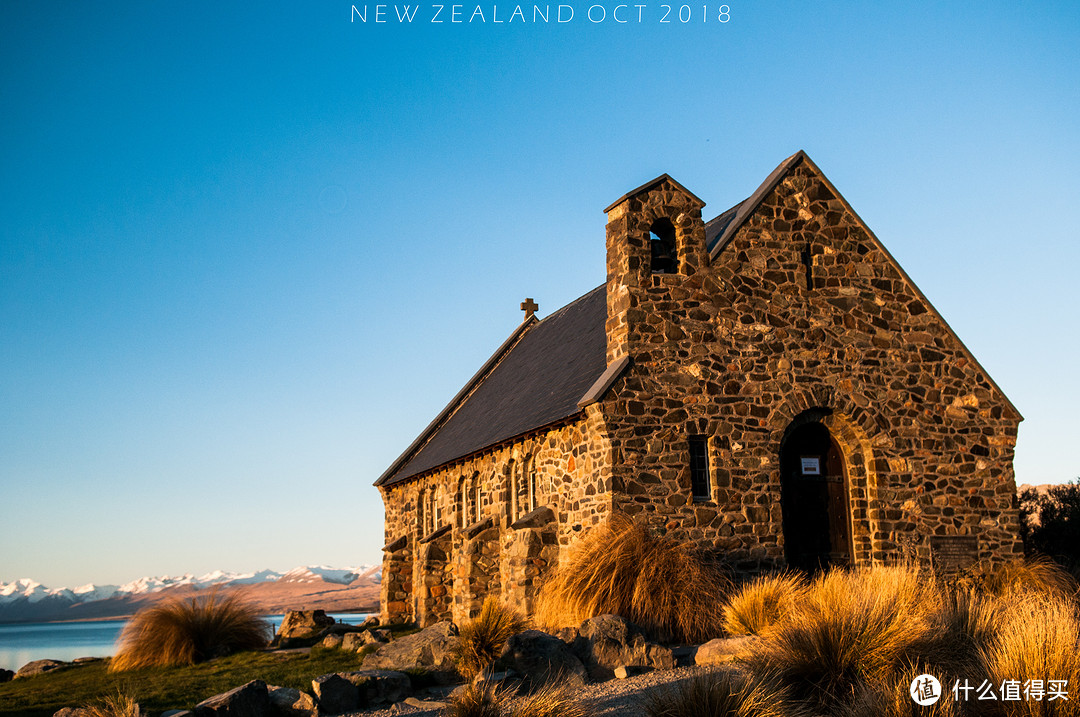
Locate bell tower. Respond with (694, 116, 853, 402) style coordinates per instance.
(602, 174, 707, 364)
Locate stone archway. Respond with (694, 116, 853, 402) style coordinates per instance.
(779, 411, 854, 572)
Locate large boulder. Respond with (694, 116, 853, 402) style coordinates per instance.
(500, 630, 586, 687)
(341, 670, 412, 706)
(194, 679, 271, 716)
(573, 614, 674, 680)
(361, 621, 461, 683)
(272, 610, 336, 648)
(312, 674, 359, 715)
(15, 659, 67, 678)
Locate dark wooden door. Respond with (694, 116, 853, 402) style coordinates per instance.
(780, 422, 852, 572)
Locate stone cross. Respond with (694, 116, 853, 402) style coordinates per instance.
(520, 298, 539, 320)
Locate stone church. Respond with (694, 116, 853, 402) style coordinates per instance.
(374, 151, 1022, 627)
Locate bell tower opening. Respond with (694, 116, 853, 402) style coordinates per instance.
(649, 217, 677, 274)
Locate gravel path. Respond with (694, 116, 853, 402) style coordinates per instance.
(348, 665, 732, 717)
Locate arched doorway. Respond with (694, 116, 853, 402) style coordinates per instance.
(780, 419, 853, 572)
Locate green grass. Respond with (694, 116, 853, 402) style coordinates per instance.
(0, 646, 362, 717)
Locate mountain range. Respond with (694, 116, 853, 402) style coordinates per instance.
(0, 565, 382, 624)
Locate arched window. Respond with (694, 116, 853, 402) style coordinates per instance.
(473, 474, 482, 524)
(418, 488, 427, 535)
(507, 459, 518, 520)
(432, 486, 442, 528)
(458, 477, 468, 529)
(527, 458, 538, 513)
(649, 217, 677, 274)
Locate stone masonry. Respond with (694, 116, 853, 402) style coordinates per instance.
(375, 151, 1022, 626)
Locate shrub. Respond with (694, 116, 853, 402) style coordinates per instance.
(981, 590, 1080, 717)
(1020, 480, 1080, 577)
(82, 692, 145, 717)
(110, 590, 271, 671)
(743, 565, 939, 709)
(959, 557, 1078, 600)
(534, 514, 729, 643)
(454, 596, 529, 680)
(838, 664, 962, 717)
(444, 679, 592, 717)
(722, 573, 807, 637)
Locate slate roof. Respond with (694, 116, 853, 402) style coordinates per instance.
(375, 285, 608, 487)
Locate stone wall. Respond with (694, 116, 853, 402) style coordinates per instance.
(378, 413, 613, 626)
(599, 163, 1022, 571)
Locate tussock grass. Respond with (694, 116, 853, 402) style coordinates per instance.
(722, 573, 807, 637)
(743, 565, 938, 708)
(454, 596, 529, 680)
(960, 557, 1078, 600)
(641, 670, 762, 717)
(509, 681, 592, 717)
(982, 591, 1080, 717)
(838, 664, 962, 717)
(82, 692, 144, 717)
(534, 514, 729, 643)
(444, 681, 509, 717)
(110, 590, 271, 671)
(444, 679, 592, 717)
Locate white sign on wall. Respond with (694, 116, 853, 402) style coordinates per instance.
(800, 457, 821, 475)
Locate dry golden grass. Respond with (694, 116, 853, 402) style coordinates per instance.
(109, 590, 271, 671)
(743, 565, 939, 708)
(981, 590, 1080, 717)
(722, 573, 807, 637)
(445, 681, 509, 717)
(640, 670, 769, 717)
(454, 596, 530, 680)
(509, 680, 592, 717)
(81, 692, 144, 717)
(444, 680, 591, 717)
(960, 557, 1078, 600)
(534, 514, 729, 643)
(838, 664, 962, 717)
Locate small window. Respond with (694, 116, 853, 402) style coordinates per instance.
(527, 460, 538, 513)
(650, 217, 677, 274)
(458, 478, 467, 529)
(689, 437, 711, 501)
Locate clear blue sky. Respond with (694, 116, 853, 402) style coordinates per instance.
(2, 2, 1078, 587)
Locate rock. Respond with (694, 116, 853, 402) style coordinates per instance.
(321, 634, 344, 650)
(0, 668, 13, 682)
(363, 628, 391, 645)
(360, 616, 380, 630)
(614, 664, 650, 679)
(193, 679, 270, 716)
(341, 632, 365, 651)
(15, 659, 67, 678)
(403, 696, 447, 709)
(501, 630, 586, 688)
(312, 674, 360, 714)
(339, 670, 412, 706)
(267, 685, 316, 716)
(694, 636, 757, 665)
(272, 610, 336, 648)
(361, 621, 461, 684)
(52, 709, 87, 717)
(574, 614, 674, 680)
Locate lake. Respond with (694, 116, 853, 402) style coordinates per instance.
(0, 613, 372, 672)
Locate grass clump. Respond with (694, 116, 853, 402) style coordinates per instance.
(81, 692, 145, 717)
(959, 556, 1078, 600)
(534, 514, 729, 643)
(444, 680, 591, 717)
(722, 573, 807, 637)
(454, 596, 529, 680)
(743, 565, 937, 709)
(982, 591, 1080, 717)
(641, 670, 770, 717)
(110, 590, 271, 671)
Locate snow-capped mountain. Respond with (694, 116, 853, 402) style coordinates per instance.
(0, 565, 382, 623)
